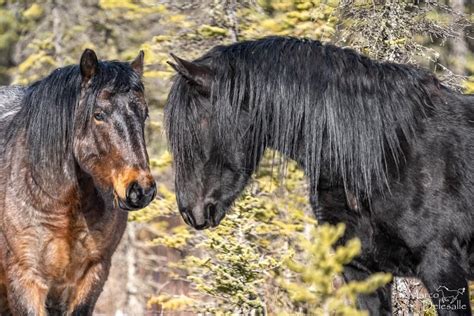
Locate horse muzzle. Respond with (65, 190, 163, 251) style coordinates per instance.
(112, 168, 156, 211)
(180, 201, 226, 230)
(118, 181, 156, 211)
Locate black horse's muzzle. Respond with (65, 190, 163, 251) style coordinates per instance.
(179, 202, 226, 230)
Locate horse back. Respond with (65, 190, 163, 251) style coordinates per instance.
(317, 90, 474, 278)
(0, 85, 24, 150)
(0, 86, 25, 222)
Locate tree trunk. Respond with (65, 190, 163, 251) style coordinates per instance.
(449, 0, 468, 75)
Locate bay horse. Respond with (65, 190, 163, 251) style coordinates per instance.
(165, 36, 474, 315)
(0, 49, 156, 315)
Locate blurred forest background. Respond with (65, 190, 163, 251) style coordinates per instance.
(0, 0, 473, 315)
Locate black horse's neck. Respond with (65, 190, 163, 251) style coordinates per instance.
(166, 37, 445, 199)
(209, 37, 442, 197)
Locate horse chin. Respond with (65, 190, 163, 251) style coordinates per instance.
(111, 189, 138, 212)
(117, 199, 133, 211)
(116, 195, 139, 212)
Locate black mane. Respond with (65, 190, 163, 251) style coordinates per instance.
(167, 36, 448, 197)
(6, 60, 143, 179)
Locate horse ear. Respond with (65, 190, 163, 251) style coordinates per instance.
(167, 53, 212, 92)
(80, 49, 99, 83)
(131, 50, 144, 77)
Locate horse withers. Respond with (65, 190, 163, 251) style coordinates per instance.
(0, 49, 156, 315)
(165, 36, 474, 315)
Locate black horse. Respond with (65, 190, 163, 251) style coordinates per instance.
(165, 36, 473, 315)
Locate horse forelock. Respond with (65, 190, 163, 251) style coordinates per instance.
(165, 78, 204, 184)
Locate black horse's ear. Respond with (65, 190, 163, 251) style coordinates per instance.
(80, 49, 99, 83)
(167, 53, 212, 92)
(131, 50, 144, 77)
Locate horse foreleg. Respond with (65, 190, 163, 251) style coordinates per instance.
(343, 262, 393, 316)
(0, 268, 12, 316)
(5, 265, 48, 316)
(68, 261, 110, 316)
(418, 247, 471, 316)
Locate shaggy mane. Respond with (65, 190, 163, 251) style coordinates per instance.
(167, 36, 443, 196)
(5, 61, 143, 179)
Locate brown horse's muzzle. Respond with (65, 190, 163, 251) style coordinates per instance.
(112, 168, 156, 211)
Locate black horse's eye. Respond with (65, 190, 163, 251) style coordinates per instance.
(94, 111, 106, 121)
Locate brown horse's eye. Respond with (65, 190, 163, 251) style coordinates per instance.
(94, 111, 106, 121)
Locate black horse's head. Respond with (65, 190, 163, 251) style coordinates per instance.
(165, 36, 431, 229)
(165, 54, 263, 229)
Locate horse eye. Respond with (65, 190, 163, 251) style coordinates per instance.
(94, 111, 106, 121)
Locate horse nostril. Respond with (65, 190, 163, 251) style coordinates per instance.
(206, 203, 217, 218)
(204, 202, 226, 227)
(126, 182, 142, 203)
(180, 209, 193, 226)
(205, 203, 217, 221)
(124, 181, 157, 210)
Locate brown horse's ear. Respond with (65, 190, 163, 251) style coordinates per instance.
(131, 50, 144, 77)
(167, 53, 212, 92)
(80, 49, 99, 83)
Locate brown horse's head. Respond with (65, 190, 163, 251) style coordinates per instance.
(73, 49, 156, 210)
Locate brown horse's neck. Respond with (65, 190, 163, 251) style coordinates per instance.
(7, 135, 80, 218)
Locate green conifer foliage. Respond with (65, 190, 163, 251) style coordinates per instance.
(1, 1, 471, 313)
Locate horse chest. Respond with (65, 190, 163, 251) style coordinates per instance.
(42, 210, 124, 285)
(42, 231, 97, 284)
